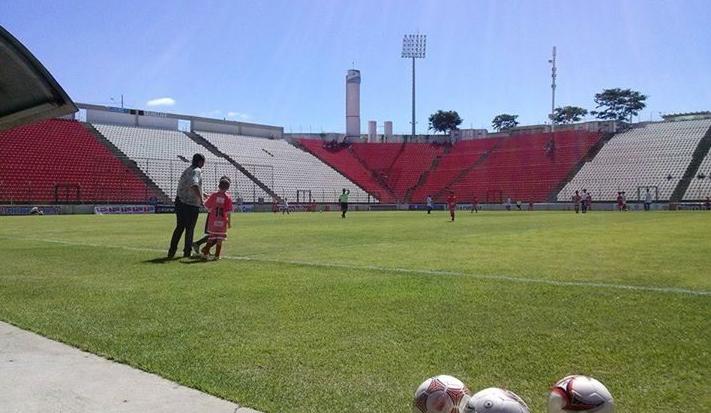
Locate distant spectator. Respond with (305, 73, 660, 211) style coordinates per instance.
(426, 195, 433, 214)
(572, 190, 582, 214)
(621, 191, 628, 211)
(505, 197, 512, 211)
(581, 189, 590, 213)
(282, 197, 290, 215)
(29, 207, 43, 215)
(644, 189, 653, 211)
(528, 201, 534, 211)
(516, 200, 522, 211)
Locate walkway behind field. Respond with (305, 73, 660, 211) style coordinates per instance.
(0, 322, 261, 413)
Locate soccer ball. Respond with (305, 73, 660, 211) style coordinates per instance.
(463, 387, 529, 413)
(413, 375, 471, 413)
(548, 375, 614, 413)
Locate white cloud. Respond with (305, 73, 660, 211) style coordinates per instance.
(227, 111, 251, 120)
(146, 97, 176, 107)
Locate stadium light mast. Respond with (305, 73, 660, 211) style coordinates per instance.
(401, 34, 426, 142)
(549, 46, 557, 132)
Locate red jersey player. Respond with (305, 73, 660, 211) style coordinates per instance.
(447, 191, 457, 222)
(201, 178, 233, 260)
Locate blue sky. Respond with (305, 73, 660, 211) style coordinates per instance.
(2, 0, 710, 133)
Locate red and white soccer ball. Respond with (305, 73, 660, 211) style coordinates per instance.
(548, 375, 614, 413)
(463, 387, 529, 413)
(413, 375, 472, 413)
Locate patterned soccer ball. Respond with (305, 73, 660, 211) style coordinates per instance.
(463, 387, 529, 413)
(413, 375, 472, 413)
(548, 375, 614, 413)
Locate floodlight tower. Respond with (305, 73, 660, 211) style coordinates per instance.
(401, 34, 426, 142)
(549, 46, 557, 132)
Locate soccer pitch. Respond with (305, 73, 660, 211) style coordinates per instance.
(0, 210, 709, 412)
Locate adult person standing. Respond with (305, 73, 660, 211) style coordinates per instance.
(168, 153, 206, 258)
(572, 190, 582, 214)
(339, 188, 350, 218)
(644, 188, 653, 211)
(426, 195, 433, 214)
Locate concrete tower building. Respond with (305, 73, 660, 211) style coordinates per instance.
(346, 69, 361, 138)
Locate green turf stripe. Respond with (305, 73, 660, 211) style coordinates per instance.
(4, 235, 710, 297)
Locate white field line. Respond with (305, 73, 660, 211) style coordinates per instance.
(4, 236, 711, 298)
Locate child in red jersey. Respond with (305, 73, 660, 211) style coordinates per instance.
(201, 178, 233, 260)
(447, 191, 457, 222)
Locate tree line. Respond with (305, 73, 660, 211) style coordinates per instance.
(429, 88, 648, 134)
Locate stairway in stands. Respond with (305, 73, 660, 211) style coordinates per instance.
(84, 123, 171, 204)
(546, 132, 610, 202)
(670, 123, 711, 201)
(432, 138, 507, 200)
(185, 131, 282, 202)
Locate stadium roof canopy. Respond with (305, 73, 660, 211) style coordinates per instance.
(0, 25, 76, 132)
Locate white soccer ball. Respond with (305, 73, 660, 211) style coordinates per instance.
(413, 375, 472, 413)
(463, 387, 529, 413)
(548, 375, 614, 413)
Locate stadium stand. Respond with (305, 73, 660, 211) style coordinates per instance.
(383, 143, 445, 201)
(558, 119, 711, 201)
(682, 125, 711, 200)
(0, 119, 158, 203)
(410, 138, 500, 203)
(92, 124, 259, 202)
(297, 140, 394, 202)
(684, 154, 711, 200)
(195, 131, 374, 203)
(301, 132, 599, 204)
(448, 130, 601, 203)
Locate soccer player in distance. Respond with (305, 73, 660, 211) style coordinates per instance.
(447, 191, 457, 222)
(200, 177, 233, 260)
(339, 188, 350, 218)
(572, 190, 582, 213)
(471, 195, 479, 213)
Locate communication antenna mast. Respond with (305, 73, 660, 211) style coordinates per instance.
(549, 46, 557, 132)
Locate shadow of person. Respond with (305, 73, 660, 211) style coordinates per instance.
(142, 256, 181, 264)
(180, 257, 209, 265)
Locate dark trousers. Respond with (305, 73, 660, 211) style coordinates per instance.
(169, 198, 200, 256)
(340, 202, 348, 218)
(193, 220, 209, 248)
(644, 202, 651, 211)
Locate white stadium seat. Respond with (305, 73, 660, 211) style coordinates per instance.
(196, 131, 374, 203)
(557, 119, 711, 201)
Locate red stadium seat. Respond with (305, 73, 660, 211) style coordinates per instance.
(0, 119, 161, 203)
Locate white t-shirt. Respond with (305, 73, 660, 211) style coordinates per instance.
(176, 166, 203, 207)
(645, 192, 653, 203)
(426, 197, 433, 207)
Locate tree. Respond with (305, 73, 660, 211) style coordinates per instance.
(590, 88, 647, 122)
(428, 110, 463, 135)
(552, 106, 588, 124)
(491, 114, 519, 131)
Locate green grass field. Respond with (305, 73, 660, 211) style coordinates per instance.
(0, 210, 709, 412)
